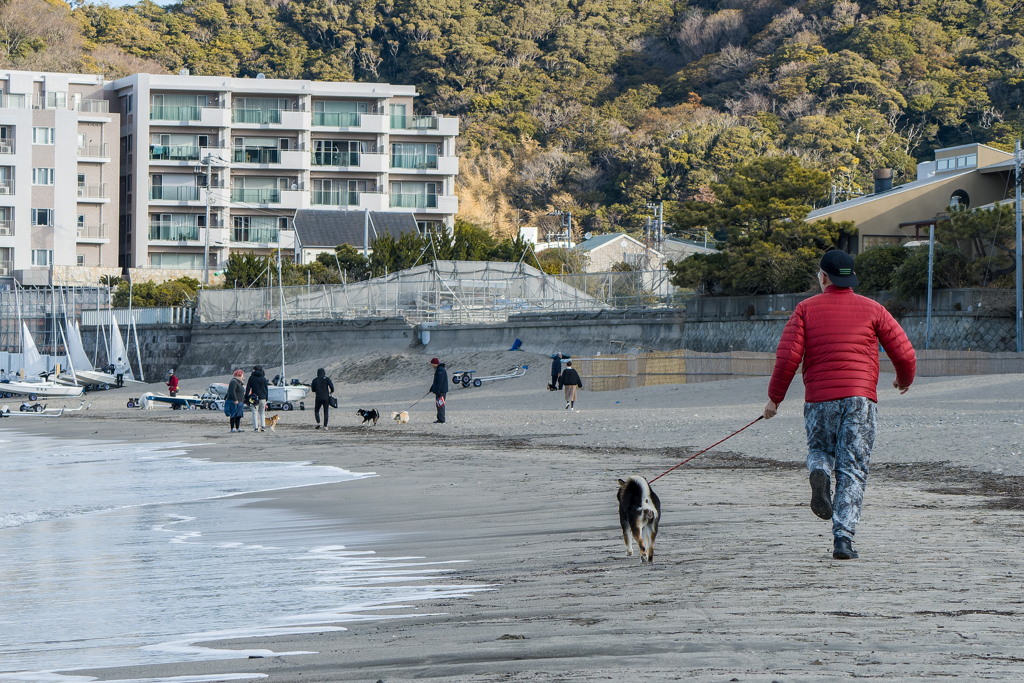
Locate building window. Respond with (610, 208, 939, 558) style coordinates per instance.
(31, 209, 53, 226)
(77, 214, 85, 229)
(32, 127, 54, 145)
(127, 94, 133, 113)
(77, 254, 85, 266)
(936, 153, 977, 172)
(31, 249, 53, 266)
(32, 168, 54, 185)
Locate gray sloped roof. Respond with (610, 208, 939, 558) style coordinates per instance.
(293, 210, 418, 250)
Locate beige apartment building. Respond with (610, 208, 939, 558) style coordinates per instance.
(808, 143, 1017, 252)
(0, 71, 119, 286)
(109, 72, 459, 278)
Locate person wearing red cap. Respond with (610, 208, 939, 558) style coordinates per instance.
(763, 250, 916, 560)
(429, 358, 448, 423)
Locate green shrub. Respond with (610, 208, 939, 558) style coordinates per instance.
(853, 244, 908, 292)
(891, 244, 969, 300)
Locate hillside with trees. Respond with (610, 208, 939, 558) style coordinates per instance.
(1, 0, 1020, 273)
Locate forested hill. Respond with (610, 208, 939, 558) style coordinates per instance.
(3, 0, 1022, 235)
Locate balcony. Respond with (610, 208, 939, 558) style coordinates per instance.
(151, 105, 201, 121)
(0, 219, 13, 236)
(76, 99, 109, 114)
(231, 188, 280, 204)
(149, 223, 199, 241)
(0, 260, 10, 276)
(313, 112, 360, 127)
(232, 108, 281, 125)
(0, 178, 14, 195)
(390, 193, 438, 209)
(233, 147, 281, 164)
(391, 153, 438, 170)
(310, 190, 358, 206)
(231, 227, 280, 244)
(311, 150, 360, 167)
(390, 115, 459, 136)
(150, 145, 200, 161)
(77, 223, 107, 241)
(149, 185, 199, 201)
(0, 138, 13, 154)
(77, 144, 110, 160)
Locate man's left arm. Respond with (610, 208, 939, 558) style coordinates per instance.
(876, 309, 916, 393)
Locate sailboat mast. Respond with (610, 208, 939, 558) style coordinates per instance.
(278, 246, 285, 384)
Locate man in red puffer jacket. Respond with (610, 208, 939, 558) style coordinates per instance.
(763, 250, 916, 560)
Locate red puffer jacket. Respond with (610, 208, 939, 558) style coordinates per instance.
(768, 286, 916, 404)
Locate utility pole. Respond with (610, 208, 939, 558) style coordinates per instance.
(926, 222, 935, 350)
(197, 153, 226, 286)
(1016, 140, 1022, 353)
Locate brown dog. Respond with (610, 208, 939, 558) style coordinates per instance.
(266, 414, 280, 432)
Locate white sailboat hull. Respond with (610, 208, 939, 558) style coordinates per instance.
(60, 370, 144, 387)
(0, 381, 85, 398)
(209, 383, 309, 403)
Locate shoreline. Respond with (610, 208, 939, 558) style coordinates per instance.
(6, 369, 1024, 680)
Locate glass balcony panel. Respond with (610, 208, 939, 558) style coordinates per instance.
(311, 151, 359, 166)
(150, 105, 201, 121)
(312, 112, 360, 127)
(231, 188, 281, 203)
(149, 223, 199, 241)
(232, 108, 282, 124)
(149, 186, 199, 201)
(232, 227, 280, 243)
(232, 148, 281, 164)
(310, 190, 357, 206)
(150, 145, 200, 161)
(390, 193, 437, 208)
(390, 154, 438, 169)
(390, 115, 439, 130)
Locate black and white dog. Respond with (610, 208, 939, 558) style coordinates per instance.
(617, 476, 661, 563)
(356, 408, 379, 425)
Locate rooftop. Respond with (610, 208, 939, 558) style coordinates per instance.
(293, 210, 418, 250)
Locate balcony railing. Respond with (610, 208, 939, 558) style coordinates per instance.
(0, 178, 14, 195)
(150, 105, 202, 121)
(0, 138, 14, 154)
(149, 185, 199, 201)
(390, 115, 439, 130)
(77, 144, 109, 158)
(311, 150, 360, 166)
(231, 188, 280, 203)
(232, 108, 282, 124)
(390, 193, 438, 208)
(391, 154, 438, 170)
(232, 227, 280, 243)
(76, 98, 110, 113)
(0, 219, 13, 236)
(312, 112, 360, 127)
(77, 223, 106, 239)
(149, 223, 199, 241)
(77, 183, 107, 199)
(150, 145, 201, 161)
(233, 147, 281, 164)
(310, 190, 358, 206)
(0, 260, 10, 275)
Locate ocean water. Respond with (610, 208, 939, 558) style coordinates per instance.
(0, 431, 488, 680)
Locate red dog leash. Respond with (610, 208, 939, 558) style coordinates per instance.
(649, 416, 764, 483)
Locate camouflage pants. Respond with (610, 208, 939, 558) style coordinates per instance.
(804, 397, 877, 540)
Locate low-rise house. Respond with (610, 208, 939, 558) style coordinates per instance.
(575, 233, 664, 272)
(292, 209, 418, 263)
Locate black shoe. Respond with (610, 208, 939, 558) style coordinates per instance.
(809, 470, 833, 520)
(833, 536, 858, 559)
(433, 420, 444, 424)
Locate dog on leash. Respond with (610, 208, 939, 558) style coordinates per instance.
(266, 414, 280, 432)
(391, 410, 409, 424)
(617, 476, 661, 563)
(357, 408, 380, 425)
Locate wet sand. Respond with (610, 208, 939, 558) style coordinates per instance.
(16, 355, 1024, 681)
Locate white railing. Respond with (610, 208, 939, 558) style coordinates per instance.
(82, 307, 194, 327)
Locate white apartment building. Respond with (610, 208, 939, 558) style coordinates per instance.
(0, 71, 118, 285)
(110, 72, 460, 276)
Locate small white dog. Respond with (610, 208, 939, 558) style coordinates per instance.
(391, 411, 409, 424)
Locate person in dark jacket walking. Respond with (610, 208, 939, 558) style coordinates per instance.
(226, 368, 246, 432)
(310, 368, 334, 430)
(764, 250, 916, 560)
(559, 360, 583, 410)
(245, 365, 269, 431)
(429, 358, 448, 423)
(550, 353, 562, 391)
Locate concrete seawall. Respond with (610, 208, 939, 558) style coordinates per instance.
(81, 307, 1019, 381)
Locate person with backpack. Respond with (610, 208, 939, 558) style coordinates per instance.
(310, 368, 335, 430)
(245, 365, 269, 432)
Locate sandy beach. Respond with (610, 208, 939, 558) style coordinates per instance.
(10, 350, 1024, 681)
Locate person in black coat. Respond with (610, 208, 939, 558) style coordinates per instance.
(310, 368, 335, 430)
(559, 361, 583, 410)
(245, 366, 269, 431)
(550, 353, 562, 390)
(429, 357, 448, 424)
